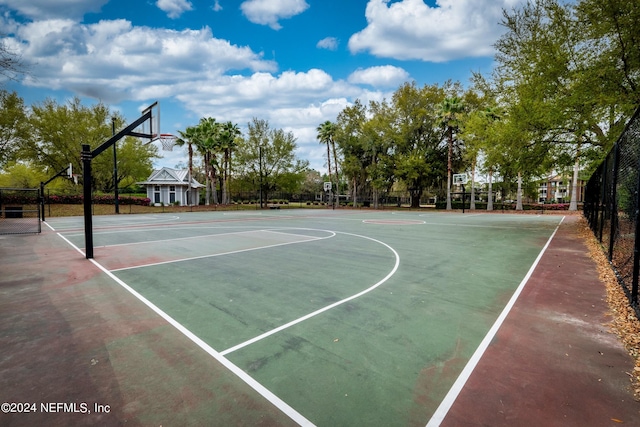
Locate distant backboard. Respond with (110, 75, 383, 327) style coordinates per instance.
(453, 173, 468, 185)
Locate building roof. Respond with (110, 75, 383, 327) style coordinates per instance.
(137, 167, 204, 188)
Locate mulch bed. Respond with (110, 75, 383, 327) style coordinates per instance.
(579, 217, 640, 398)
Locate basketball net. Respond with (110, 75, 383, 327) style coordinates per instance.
(156, 134, 177, 152)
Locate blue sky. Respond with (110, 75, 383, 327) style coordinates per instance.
(0, 0, 524, 172)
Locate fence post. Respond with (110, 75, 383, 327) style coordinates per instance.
(607, 143, 620, 261)
(631, 153, 640, 306)
(597, 160, 607, 242)
(40, 182, 45, 222)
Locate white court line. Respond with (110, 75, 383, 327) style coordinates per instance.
(425, 216, 565, 427)
(223, 212, 263, 215)
(62, 224, 262, 238)
(48, 215, 181, 232)
(419, 221, 552, 230)
(220, 231, 400, 356)
(100, 227, 332, 248)
(54, 232, 315, 426)
(110, 230, 335, 272)
(93, 229, 264, 248)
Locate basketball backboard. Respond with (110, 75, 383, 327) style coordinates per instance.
(453, 173, 468, 185)
(134, 101, 160, 142)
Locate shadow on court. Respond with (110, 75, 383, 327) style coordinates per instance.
(0, 212, 638, 426)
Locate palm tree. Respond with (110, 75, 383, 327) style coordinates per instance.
(196, 117, 221, 205)
(219, 121, 241, 204)
(437, 97, 465, 210)
(316, 121, 334, 188)
(175, 125, 198, 205)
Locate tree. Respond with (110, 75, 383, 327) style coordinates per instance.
(491, 0, 640, 210)
(26, 97, 158, 192)
(335, 100, 368, 206)
(316, 120, 340, 194)
(218, 121, 241, 204)
(387, 82, 447, 208)
(576, 0, 640, 118)
(0, 90, 30, 168)
(192, 117, 221, 205)
(0, 162, 47, 188)
(0, 38, 26, 81)
(461, 101, 503, 210)
(176, 125, 198, 205)
(316, 121, 334, 187)
(234, 118, 309, 201)
(437, 97, 465, 210)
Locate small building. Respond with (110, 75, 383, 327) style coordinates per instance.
(138, 167, 204, 206)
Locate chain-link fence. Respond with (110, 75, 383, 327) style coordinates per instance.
(0, 188, 41, 234)
(584, 107, 640, 318)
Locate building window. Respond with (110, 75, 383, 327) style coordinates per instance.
(169, 185, 176, 204)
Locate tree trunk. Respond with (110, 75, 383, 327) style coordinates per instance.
(569, 145, 580, 211)
(410, 189, 422, 208)
(487, 170, 493, 211)
(188, 143, 193, 205)
(211, 168, 219, 205)
(352, 178, 357, 207)
(446, 131, 453, 210)
(516, 172, 523, 211)
(326, 144, 333, 185)
(331, 141, 339, 194)
(221, 152, 228, 205)
(470, 159, 476, 210)
(205, 153, 210, 205)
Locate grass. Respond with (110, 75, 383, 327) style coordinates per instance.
(41, 202, 338, 217)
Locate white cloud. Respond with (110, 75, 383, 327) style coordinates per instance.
(0, 0, 108, 20)
(13, 19, 277, 102)
(212, 0, 223, 12)
(171, 72, 389, 172)
(348, 65, 409, 88)
(349, 0, 525, 62)
(156, 0, 193, 19)
(1, 6, 395, 173)
(240, 0, 309, 30)
(316, 37, 338, 51)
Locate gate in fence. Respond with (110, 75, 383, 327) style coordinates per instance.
(0, 188, 41, 235)
(584, 107, 640, 318)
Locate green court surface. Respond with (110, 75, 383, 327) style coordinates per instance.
(46, 209, 562, 426)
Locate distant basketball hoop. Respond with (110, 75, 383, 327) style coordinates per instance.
(453, 173, 468, 185)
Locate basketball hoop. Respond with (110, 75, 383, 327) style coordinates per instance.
(453, 173, 468, 185)
(156, 133, 177, 152)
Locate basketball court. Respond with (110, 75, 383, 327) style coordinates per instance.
(1, 104, 637, 426)
(2, 209, 636, 426)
